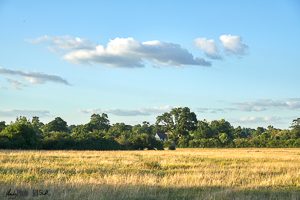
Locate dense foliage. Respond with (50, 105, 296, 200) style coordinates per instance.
(0, 107, 299, 149)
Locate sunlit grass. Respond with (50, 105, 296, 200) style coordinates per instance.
(0, 149, 300, 199)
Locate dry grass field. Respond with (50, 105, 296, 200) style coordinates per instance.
(0, 149, 300, 199)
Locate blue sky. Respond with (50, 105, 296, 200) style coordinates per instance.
(0, 0, 299, 128)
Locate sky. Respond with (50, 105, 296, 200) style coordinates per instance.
(0, 0, 299, 128)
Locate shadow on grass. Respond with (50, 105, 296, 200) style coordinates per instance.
(1, 184, 299, 200)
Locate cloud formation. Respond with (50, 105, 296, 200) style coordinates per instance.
(28, 35, 94, 51)
(236, 116, 283, 124)
(81, 106, 173, 116)
(6, 78, 27, 90)
(219, 34, 248, 55)
(235, 98, 300, 111)
(65, 38, 211, 67)
(194, 38, 221, 59)
(196, 107, 236, 114)
(31, 36, 211, 68)
(0, 67, 70, 86)
(0, 109, 50, 118)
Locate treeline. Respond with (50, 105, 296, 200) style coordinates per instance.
(0, 107, 299, 150)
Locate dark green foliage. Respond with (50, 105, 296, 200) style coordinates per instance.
(156, 107, 197, 145)
(41, 131, 74, 149)
(290, 118, 300, 139)
(43, 117, 69, 133)
(0, 117, 39, 149)
(0, 108, 299, 150)
(85, 113, 110, 132)
(192, 120, 213, 139)
(0, 121, 6, 132)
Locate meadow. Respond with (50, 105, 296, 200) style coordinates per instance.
(0, 149, 300, 199)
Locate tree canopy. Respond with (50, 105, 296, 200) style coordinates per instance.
(0, 107, 299, 150)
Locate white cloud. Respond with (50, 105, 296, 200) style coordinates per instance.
(196, 107, 236, 114)
(6, 78, 27, 90)
(236, 116, 283, 124)
(0, 109, 50, 118)
(194, 37, 221, 59)
(28, 35, 94, 51)
(32, 36, 211, 68)
(219, 34, 248, 55)
(81, 105, 174, 116)
(0, 67, 70, 86)
(235, 98, 300, 111)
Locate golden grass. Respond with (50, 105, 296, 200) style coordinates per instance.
(0, 148, 300, 199)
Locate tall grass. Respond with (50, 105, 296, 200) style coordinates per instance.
(0, 149, 300, 199)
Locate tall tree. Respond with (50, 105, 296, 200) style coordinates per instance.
(0, 121, 6, 132)
(193, 120, 213, 139)
(31, 116, 44, 135)
(210, 119, 233, 139)
(291, 118, 300, 138)
(44, 117, 68, 133)
(0, 117, 38, 149)
(85, 113, 110, 132)
(156, 107, 197, 142)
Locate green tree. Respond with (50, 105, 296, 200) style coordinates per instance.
(0, 121, 6, 132)
(210, 119, 234, 139)
(42, 131, 73, 149)
(44, 117, 69, 133)
(253, 127, 266, 137)
(156, 107, 197, 143)
(133, 121, 154, 135)
(85, 113, 110, 132)
(219, 132, 229, 145)
(107, 123, 132, 139)
(0, 117, 39, 149)
(192, 120, 212, 139)
(291, 118, 300, 139)
(31, 116, 44, 135)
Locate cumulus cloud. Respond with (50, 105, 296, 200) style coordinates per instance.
(194, 38, 221, 59)
(28, 35, 95, 51)
(234, 98, 300, 111)
(0, 109, 50, 118)
(64, 37, 211, 67)
(0, 67, 70, 86)
(81, 106, 173, 116)
(219, 34, 248, 55)
(31, 36, 211, 68)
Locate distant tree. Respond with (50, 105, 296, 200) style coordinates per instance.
(41, 131, 73, 149)
(192, 120, 213, 139)
(253, 127, 266, 137)
(233, 126, 243, 138)
(156, 107, 197, 143)
(68, 124, 77, 132)
(1, 108, 300, 150)
(233, 138, 250, 148)
(31, 116, 44, 135)
(0, 121, 6, 132)
(133, 121, 154, 135)
(85, 113, 110, 132)
(107, 123, 132, 139)
(210, 119, 234, 139)
(44, 117, 68, 133)
(70, 124, 88, 139)
(177, 135, 191, 147)
(291, 118, 300, 138)
(219, 132, 229, 145)
(0, 117, 39, 149)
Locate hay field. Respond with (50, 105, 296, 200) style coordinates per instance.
(0, 149, 300, 199)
